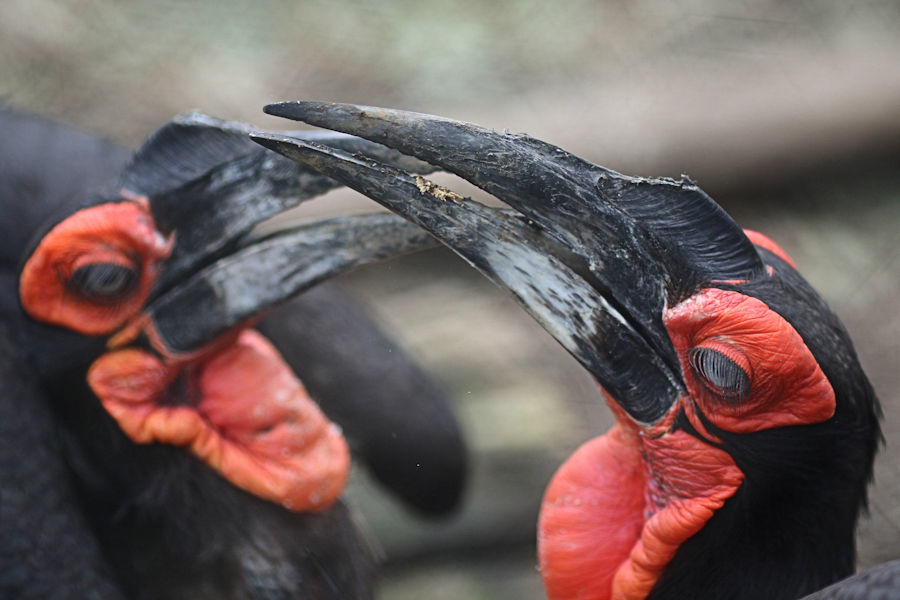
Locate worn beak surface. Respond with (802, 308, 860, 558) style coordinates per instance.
(253, 102, 873, 600)
(250, 102, 759, 424)
(19, 113, 437, 512)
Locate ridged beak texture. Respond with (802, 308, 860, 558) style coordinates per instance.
(253, 102, 766, 424)
(119, 113, 438, 355)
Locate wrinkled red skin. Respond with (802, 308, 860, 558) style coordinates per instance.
(20, 200, 172, 335)
(89, 329, 350, 512)
(20, 201, 351, 513)
(538, 234, 836, 600)
(538, 403, 745, 600)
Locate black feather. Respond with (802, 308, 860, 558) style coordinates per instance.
(649, 248, 880, 600)
(0, 108, 463, 598)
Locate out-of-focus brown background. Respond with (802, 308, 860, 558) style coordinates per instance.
(2, 1, 898, 598)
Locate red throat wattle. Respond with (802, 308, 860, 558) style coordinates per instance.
(20, 200, 350, 512)
(537, 402, 744, 600)
(88, 329, 350, 512)
(537, 234, 835, 600)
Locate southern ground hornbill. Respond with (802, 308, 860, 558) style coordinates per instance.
(0, 108, 466, 599)
(254, 102, 890, 600)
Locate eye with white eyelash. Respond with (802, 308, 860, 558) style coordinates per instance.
(688, 346, 751, 402)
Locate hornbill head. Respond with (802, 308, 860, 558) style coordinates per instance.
(253, 103, 882, 600)
(15, 112, 436, 514)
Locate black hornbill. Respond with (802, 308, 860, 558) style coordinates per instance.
(253, 102, 887, 600)
(0, 108, 466, 599)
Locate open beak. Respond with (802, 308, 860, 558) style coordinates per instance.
(120, 114, 437, 356)
(38, 117, 442, 513)
(144, 213, 434, 355)
(252, 102, 765, 425)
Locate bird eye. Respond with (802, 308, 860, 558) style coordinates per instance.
(69, 262, 140, 301)
(688, 346, 751, 401)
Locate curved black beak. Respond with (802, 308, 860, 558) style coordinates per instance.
(123, 113, 435, 293)
(145, 213, 434, 355)
(252, 102, 766, 425)
(120, 113, 437, 356)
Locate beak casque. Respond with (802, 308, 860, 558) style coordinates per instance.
(249, 102, 765, 423)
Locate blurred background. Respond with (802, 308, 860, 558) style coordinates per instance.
(2, 1, 898, 598)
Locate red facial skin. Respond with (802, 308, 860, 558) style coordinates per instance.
(743, 229, 797, 268)
(19, 199, 172, 335)
(88, 329, 350, 511)
(20, 200, 350, 512)
(537, 233, 836, 600)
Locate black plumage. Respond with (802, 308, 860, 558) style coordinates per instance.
(252, 102, 892, 600)
(802, 559, 900, 600)
(0, 107, 465, 599)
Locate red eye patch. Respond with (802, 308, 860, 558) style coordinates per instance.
(665, 288, 835, 435)
(20, 200, 172, 335)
